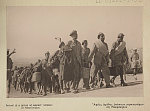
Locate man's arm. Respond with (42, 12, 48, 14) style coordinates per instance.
(7, 49, 16, 57)
(88, 43, 96, 62)
(109, 42, 116, 60)
(124, 47, 129, 63)
(103, 42, 109, 64)
(105, 42, 109, 50)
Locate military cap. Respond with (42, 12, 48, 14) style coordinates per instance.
(118, 33, 125, 38)
(59, 42, 65, 48)
(69, 30, 77, 36)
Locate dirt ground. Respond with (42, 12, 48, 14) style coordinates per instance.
(8, 73, 143, 98)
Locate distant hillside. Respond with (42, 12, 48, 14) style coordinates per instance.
(12, 48, 143, 67)
(13, 57, 43, 67)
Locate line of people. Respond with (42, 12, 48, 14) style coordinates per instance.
(7, 30, 141, 96)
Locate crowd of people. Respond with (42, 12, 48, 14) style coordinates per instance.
(7, 30, 141, 96)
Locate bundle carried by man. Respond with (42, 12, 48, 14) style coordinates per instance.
(114, 41, 126, 56)
(110, 41, 126, 61)
(94, 40, 109, 56)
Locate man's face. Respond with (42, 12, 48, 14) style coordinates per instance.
(100, 35, 105, 42)
(117, 37, 123, 42)
(72, 34, 78, 40)
(83, 42, 88, 47)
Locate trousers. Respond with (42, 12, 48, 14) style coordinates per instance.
(90, 63, 110, 86)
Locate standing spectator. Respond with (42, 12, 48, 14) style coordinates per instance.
(131, 48, 140, 80)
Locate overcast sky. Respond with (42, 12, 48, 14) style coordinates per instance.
(7, 6, 142, 61)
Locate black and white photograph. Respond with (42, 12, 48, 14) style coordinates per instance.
(7, 6, 143, 98)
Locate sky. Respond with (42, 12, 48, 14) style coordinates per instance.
(7, 6, 143, 61)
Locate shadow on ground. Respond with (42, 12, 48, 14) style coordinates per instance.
(77, 81, 143, 94)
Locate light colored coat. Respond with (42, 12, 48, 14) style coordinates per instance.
(89, 40, 109, 65)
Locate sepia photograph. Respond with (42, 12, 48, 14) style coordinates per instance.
(7, 6, 143, 98)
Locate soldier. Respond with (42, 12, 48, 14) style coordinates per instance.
(88, 32, 113, 88)
(67, 30, 82, 93)
(7, 49, 16, 95)
(110, 33, 129, 86)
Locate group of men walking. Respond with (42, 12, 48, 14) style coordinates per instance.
(7, 30, 141, 96)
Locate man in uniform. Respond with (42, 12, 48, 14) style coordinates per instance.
(67, 30, 82, 93)
(110, 33, 129, 86)
(88, 32, 112, 88)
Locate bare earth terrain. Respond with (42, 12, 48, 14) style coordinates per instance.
(8, 74, 143, 98)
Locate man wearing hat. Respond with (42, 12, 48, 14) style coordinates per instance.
(110, 33, 129, 86)
(67, 30, 82, 93)
(88, 32, 112, 88)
